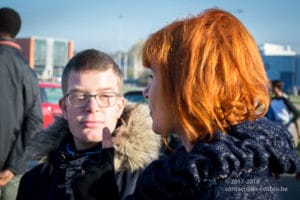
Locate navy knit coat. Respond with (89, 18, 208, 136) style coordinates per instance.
(127, 117, 300, 200)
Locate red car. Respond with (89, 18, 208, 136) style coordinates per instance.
(39, 82, 63, 128)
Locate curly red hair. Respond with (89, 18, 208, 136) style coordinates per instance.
(142, 8, 270, 143)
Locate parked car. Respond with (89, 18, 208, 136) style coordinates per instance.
(39, 82, 63, 128)
(124, 90, 147, 103)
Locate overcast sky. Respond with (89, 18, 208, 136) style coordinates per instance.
(2, 0, 300, 54)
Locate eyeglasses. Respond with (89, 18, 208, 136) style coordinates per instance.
(65, 91, 120, 108)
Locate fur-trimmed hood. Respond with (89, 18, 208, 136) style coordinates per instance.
(29, 103, 161, 172)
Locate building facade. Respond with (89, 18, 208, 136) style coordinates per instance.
(16, 37, 74, 81)
(15, 38, 300, 93)
(260, 43, 299, 94)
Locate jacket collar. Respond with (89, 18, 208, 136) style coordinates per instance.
(0, 40, 21, 50)
(29, 103, 161, 172)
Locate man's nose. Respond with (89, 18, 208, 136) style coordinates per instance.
(86, 96, 100, 112)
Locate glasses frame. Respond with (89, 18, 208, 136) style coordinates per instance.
(65, 91, 120, 108)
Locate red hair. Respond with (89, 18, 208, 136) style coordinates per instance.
(142, 8, 270, 143)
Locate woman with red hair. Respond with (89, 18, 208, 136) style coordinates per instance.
(73, 8, 300, 199)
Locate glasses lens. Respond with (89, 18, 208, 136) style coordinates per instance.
(67, 92, 119, 108)
(68, 92, 87, 108)
(96, 92, 118, 107)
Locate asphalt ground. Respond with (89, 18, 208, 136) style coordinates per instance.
(278, 174, 300, 199)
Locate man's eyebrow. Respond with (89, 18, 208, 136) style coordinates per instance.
(95, 87, 118, 93)
(67, 88, 87, 94)
(67, 88, 118, 94)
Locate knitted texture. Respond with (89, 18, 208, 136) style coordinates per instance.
(130, 117, 300, 200)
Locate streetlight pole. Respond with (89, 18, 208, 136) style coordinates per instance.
(117, 14, 128, 80)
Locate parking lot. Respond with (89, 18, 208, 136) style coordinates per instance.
(279, 174, 300, 199)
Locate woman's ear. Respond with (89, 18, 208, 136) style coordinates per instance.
(59, 98, 68, 120)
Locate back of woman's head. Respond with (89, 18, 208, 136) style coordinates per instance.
(142, 8, 270, 143)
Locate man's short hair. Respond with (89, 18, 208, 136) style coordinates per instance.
(0, 7, 21, 38)
(61, 49, 124, 95)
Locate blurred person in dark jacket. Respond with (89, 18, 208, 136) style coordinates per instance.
(71, 8, 300, 200)
(0, 7, 43, 200)
(16, 49, 161, 200)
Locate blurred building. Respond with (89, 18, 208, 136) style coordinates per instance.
(260, 43, 299, 94)
(16, 36, 74, 82)
(113, 51, 128, 80)
(112, 40, 145, 81)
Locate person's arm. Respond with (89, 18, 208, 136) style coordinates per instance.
(0, 169, 14, 186)
(6, 68, 43, 174)
(282, 96, 300, 137)
(283, 97, 300, 121)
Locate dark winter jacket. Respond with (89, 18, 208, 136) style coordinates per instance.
(0, 39, 43, 174)
(126, 117, 300, 200)
(17, 103, 161, 200)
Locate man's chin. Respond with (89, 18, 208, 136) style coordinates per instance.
(81, 130, 103, 142)
(74, 137, 101, 151)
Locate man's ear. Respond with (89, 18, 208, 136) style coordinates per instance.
(59, 98, 68, 120)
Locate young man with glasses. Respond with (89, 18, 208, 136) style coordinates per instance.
(16, 49, 161, 200)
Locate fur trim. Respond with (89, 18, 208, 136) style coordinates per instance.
(113, 103, 161, 172)
(28, 115, 69, 160)
(29, 103, 161, 172)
